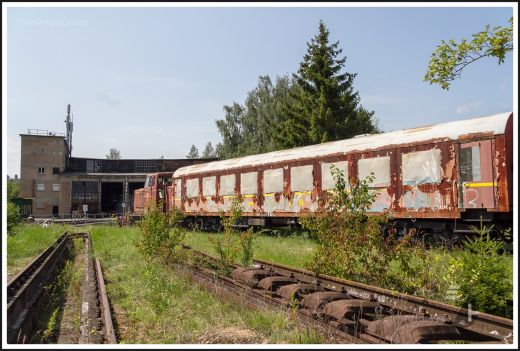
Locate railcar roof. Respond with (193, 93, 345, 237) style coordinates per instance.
(174, 112, 512, 177)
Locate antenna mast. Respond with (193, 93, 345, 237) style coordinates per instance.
(65, 104, 73, 157)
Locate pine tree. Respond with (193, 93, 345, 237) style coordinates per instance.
(278, 20, 377, 148)
(186, 144, 200, 159)
(202, 142, 216, 158)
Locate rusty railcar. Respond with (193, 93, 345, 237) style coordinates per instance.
(171, 112, 513, 240)
(132, 172, 174, 216)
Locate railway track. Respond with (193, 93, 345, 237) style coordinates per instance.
(7, 232, 116, 344)
(181, 245, 513, 344)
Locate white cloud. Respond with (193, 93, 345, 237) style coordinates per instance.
(456, 99, 484, 115)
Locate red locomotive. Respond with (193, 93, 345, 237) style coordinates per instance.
(133, 112, 514, 243)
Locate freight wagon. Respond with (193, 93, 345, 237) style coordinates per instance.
(135, 112, 514, 243)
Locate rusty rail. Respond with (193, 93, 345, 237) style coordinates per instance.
(7, 233, 70, 343)
(181, 245, 513, 344)
(7, 232, 117, 344)
(95, 258, 117, 343)
(254, 258, 514, 343)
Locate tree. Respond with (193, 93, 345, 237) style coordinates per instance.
(7, 179, 20, 200)
(424, 17, 513, 90)
(215, 103, 245, 159)
(277, 20, 378, 149)
(202, 142, 216, 158)
(106, 148, 121, 159)
(213, 75, 300, 160)
(186, 144, 200, 159)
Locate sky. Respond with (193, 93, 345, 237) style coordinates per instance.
(4, 4, 516, 177)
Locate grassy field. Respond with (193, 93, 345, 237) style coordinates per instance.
(7, 224, 75, 278)
(7, 223, 514, 342)
(90, 225, 326, 344)
(185, 230, 316, 268)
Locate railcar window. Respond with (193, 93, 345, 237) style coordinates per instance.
(291, 165, 314, 192)
(241, 172, 258, 195)
(321, 161, 348, 190)
(220, 174, 236, 196)
(144, 176, 152, 187)
(203, 176, 216, 196)
(402, 149, 441, 185)
(357, 156, 390, 187)
(460, 146, 481, 182)
(174, 179, 182, 198)
(264, 168, 284, 193)
(186, 178, 199, 198)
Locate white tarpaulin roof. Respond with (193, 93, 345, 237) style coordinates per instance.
(174, 112, 512, 177)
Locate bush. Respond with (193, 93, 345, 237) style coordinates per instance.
(210, 197, 256, 273)
(136, 202, 186, 263)
(7, 201, 21, 235)
(445, 225, 513, 317)
(300, 166, 393, 284)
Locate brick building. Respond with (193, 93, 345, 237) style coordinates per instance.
(19, 119, 213, 217)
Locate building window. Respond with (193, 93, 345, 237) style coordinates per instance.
(52, 184, 60, 192)
(53, 167, 60, 174)
(357, 156, 391, 188)
(202, 176, 216, 196)
(460, 146, 481, 183)
(241, 172, 258, 195)
(37, 167, 45, 174)
(291, 165, 314, 192)
(37, 183, 45, 191)
(263, 168, 284, 193)
(322, 161, 348, 190)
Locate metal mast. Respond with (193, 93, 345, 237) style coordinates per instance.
(65, 104, 73, 157)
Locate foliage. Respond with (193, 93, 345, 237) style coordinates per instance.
(186, 144, 200, 159)
(7, 201, 21, 235)
(136, 202, 186, 263)
(106, 147, 121, 159)
(210, 199, 241, 274)
(210, 197, 256, 272)
(201, 142, 216, 158)
(239, 227, 255, 267)
(300, 165, 391, 284)
(214, 75, 299, 159)
(424, 17, 513, 90)
(7, 179, 20, 199)
(90, 225, 325, 343)
(212, 21, 378, 159)
(444, 225, 513, 317)
(276, 20, 379, 149)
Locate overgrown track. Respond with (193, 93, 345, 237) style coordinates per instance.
(7, 232, 116, 344)
(181, 245, 513, 344)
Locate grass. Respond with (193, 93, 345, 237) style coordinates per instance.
(90, 225, 327, 344)
(185, 230, 316, 268)
(30, 239, 85, 344)
(185, 228, 513, 312)
(7, 224, 77, 277)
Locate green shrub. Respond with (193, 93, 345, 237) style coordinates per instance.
(445, 225, 513, 317)
(7, 201, 21, 235)
(136, 202, 186, 263)
(300, 166, 393, 285)
(210, 197, 256, 273)
(210, 198, 241, 274)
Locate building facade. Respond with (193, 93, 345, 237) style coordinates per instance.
(20, 130, 213, 217)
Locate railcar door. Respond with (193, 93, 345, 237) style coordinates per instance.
(459, 140, 495, 209)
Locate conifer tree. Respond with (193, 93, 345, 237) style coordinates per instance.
(278, 20, 377, 148)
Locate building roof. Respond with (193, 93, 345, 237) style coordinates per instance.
(173, 112, 512, 177)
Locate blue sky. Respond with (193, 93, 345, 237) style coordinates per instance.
(5, 5, 515, 177)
